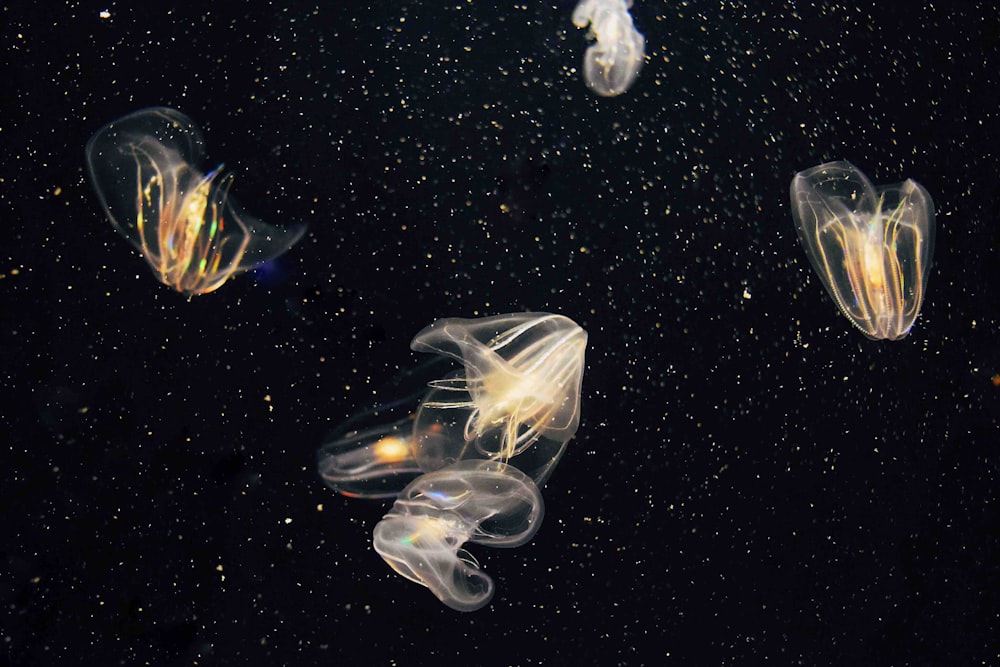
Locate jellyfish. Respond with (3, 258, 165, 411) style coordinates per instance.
(790, 160, 936, 340)
(410, 312, 588, 486)
(85, 107, 306, 296)
(317, 313, 588, 611)
(572, 0, 645, 97)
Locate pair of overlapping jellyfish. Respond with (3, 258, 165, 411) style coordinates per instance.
(319, 313, 588, 611)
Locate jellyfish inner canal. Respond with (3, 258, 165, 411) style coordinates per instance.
(467, 365, 560, 461)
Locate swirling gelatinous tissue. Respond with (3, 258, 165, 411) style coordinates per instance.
(373, 460, 544, 612)
(317, 313, 587, 611)
(410, 313, 587, 486)
(790, 160, 936, 340)
(572, 0, 645, 97)
(85, 107, 306, 296)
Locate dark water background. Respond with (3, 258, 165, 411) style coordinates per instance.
(2, 2, 997, 664)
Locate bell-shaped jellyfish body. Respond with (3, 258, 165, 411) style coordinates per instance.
(85, 107, 307, 296)
(409, 313, 587, 486)
(790, 160, 936, 340)
(572, 0, 645, 97)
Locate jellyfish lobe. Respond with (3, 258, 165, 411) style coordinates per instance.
(372, 460, 544, 612)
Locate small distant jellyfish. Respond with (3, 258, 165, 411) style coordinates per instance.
(572, 0, 645, 97)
